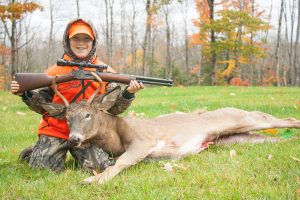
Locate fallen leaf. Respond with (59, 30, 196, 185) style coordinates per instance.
(230, 149, 237, 157)
(290, 156, 300, 163)
(16, 111, 26, 116)
(281, 129, 293, 139)
(263, 129, 278, 135)
(170, 103, 177, 111)
(267, 154, 273, 160)
(162, 162, 188, 172)
(128, 111, 144, 117)
(163, 162, 174, 172)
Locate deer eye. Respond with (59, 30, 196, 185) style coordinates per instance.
(85, 113, 90, 118)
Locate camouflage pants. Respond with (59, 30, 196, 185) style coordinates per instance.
(19, 135, 114, 173)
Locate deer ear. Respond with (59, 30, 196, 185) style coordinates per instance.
(92, 85, 121, 110)
(41, 103, 66, 119)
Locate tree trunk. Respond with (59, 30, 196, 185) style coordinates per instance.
(287, 0, 296, 85)
(234, 0, 244, 80)
(207, 0, 216, 85)
(293, 0, 300, 86)
(76, 0, 80, 18)
(142, 0, 153, 76)
(181, 0, 189, 76)
(130, 0, 137, 74)
(164, 7, 172, 80)
(104, 0, 110, 65)
(109, 0, 114, 66)
(249, 0, 255, 85)
(260, 0, 273, 85)
(274, 0, 284, 86)
(46, 0, 54, 70)
(120, 0, 126, 71)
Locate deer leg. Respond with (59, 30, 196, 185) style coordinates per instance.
(246, 111, 300, 130)
(83, 139, 154, 184)
(203, 109, 300, 142)
(213, 132, 280, 145)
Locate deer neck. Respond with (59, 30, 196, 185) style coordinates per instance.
(115, 116, 135, 149)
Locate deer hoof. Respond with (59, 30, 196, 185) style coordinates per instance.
(83, 175, 98, 184)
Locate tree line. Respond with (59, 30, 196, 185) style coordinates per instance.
(0, 0, 300, 90)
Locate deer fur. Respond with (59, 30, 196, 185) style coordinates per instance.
(45, 75, 300, 184)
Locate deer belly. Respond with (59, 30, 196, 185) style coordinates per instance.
(177, 134, 207, 155)
(148, 134, 207, 158)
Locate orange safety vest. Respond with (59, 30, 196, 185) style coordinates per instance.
(38, 55, 108, 140)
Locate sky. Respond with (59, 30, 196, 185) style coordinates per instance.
(21, 0, 286, 41)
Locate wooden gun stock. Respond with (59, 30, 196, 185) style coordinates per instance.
(15, 71, 173, 93)
(14, 73, 74, 93)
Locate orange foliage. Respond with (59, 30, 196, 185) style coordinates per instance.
(190, 0, 211, 48)
(0, 64, 10, 90)
(0, 2, 43, 20)
(194, 0, 210, 25)
(229, 77, 250, 86)
(0, 44, 10, 55)
(262, 68, 277, 86)
(190, 65, 200, 74)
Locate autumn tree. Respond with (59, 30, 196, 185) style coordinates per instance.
(192, 0, 270, 85)
(0, 0, 42, 78)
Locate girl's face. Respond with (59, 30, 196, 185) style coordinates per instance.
(69, 33, 93, 59)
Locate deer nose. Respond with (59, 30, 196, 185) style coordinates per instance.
(68, 137, 80, 147)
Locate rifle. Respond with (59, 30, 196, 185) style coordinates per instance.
(14, 60, 173, 93)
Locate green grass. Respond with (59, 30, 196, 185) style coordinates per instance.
(0, 86, 299, 199)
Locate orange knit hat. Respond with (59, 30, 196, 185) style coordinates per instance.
(68, 20, 95, 40)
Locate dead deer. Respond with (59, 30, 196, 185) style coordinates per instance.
(44, 73, 300, 184)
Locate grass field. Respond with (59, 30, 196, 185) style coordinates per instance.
(0, 86, 299, 199)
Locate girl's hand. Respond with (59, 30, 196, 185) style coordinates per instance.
(11, 81, 22, 95)
(126, 80, 144, 94)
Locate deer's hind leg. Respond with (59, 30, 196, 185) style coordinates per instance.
(202, 108, 299, 142)
(243, 111, 300, 131)
(213, 132, 280, 145)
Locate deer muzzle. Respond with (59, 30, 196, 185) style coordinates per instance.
(68, 132, 84, 147)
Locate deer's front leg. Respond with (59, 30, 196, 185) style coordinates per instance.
(83, 139, 153, 184)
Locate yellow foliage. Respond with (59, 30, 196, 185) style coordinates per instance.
(126, 49, 144, 70)
(239, 56, 249, 64)
(219, 60, 235, 77)
(219, 57, 249, 77)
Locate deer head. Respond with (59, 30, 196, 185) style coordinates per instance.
(66, 86, 121, 147)
(42, 73, 121, 147)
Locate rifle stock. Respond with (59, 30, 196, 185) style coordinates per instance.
(15, 71, 173, 93)
(15, 73, 74, 93)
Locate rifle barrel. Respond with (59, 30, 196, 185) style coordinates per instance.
(14, 71, 173, 93)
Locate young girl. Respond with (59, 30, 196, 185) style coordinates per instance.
(11, 18, 144, 172)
